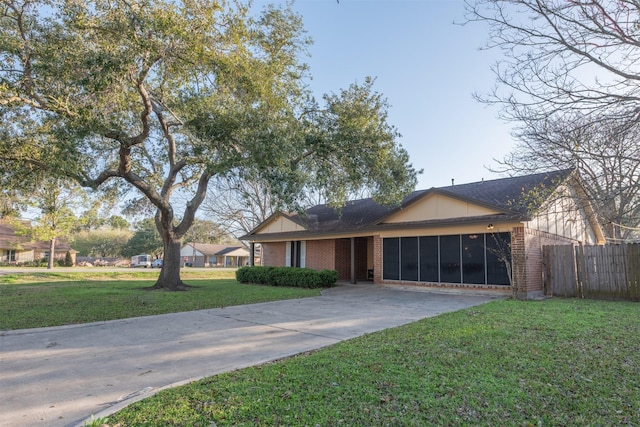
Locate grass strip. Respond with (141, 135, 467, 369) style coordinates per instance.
(105, 298, 639, 426)
(0, 270, 320, 330)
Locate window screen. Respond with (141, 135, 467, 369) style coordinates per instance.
(462, 234, 485, 284)
(486, 232, 511, 285)
(439, 235, 461, 283)
(419, 236, 439, 282)
(383, 238, 400, 280)
(400, 237, 419, 281)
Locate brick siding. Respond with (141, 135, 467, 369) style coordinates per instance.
(305, 240, 336, 271)
(523, 228, 576, 297)
(262, 239, 358, 281)
(373, 235, 382, 284)
(262, 242, 286, 267)
(510, 227, 526, 297)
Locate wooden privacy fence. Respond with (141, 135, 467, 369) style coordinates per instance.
(543, 244, 640, 301)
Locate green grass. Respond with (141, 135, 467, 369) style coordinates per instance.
(0, 270, 321, 330)
(103, 298, 639, 426)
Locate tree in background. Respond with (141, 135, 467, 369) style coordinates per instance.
(466, 0, 640, 124)
(71, 204, 133, 258)
(71, 228, 133, 258)
(498, 114, 640, 241)
(27, 179, 80, 269)
(109, 215, 130, 230)
(467, 0, 640, 240)
(1, 0, 417, 290)
(204, 174, 278, 240)
(0, 190, 26, 219)
(121, 218, 163, 259)
(204, 170, 379, 241)
(184, 219, 234, 245)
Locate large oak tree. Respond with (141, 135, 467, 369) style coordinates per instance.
(0, 0, 418, 289)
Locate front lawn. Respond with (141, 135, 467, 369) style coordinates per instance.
(104, 298, 639, 426)
(0, 270, 321, 330)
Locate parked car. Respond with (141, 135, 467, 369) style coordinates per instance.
(130, 254, 152, 268)
(151, 259, 163, 268)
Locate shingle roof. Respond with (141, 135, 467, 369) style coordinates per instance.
(244, 169, 574, 240)
(0, 220, 75, 252)
(186, 243, 248, 256)
(0, 220, 35, 249)
(215, 246, 249, 256)
(440, 169, 573, 214)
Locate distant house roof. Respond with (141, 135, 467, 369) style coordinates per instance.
(216, 247, 250, 256)
(242, 169, 576, 241)
(183, 243, 249, 257)
(0, 219, 76, 252)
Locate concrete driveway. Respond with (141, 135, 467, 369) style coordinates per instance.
(0, 284, 504, 427)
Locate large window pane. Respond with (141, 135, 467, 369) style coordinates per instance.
(383, 238, 400, 280)
(486, 232, 511, 285)
(440, 235, 461, 283)
(419, 236, 439, 282)
(462, 234, 485, 284)
(401, 237, 418, 281)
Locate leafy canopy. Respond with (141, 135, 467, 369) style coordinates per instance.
(0, 0, 418, 288)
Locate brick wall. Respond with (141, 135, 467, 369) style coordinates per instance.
(262, 242, 286, 267)
(511, 227, 527, 298)
(511, 226, 578, 299)
(261, 239, 359, 281)
(373, 235, 382, 284)
(305, 240, 336, 271)
(523, 228, 576, 298)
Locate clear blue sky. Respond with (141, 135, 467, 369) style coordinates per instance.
(265, 0, 515, 190)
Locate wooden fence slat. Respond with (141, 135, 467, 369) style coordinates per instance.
(543, 245, 576, 297)
(627, 244, 636, 299)
(545, 243, 640, 301)
(575, 245, 586, 299)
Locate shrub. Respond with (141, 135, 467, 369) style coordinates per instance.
(236, 266, 338, 289)
(64, 251, 73, 267)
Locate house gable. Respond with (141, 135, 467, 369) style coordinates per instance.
(526, 182, 606, 245)
(253, 214, 308, 235)
(382, 192, 504, 224)
(180, 244, 204, 257)
(216, 247, 249, 257)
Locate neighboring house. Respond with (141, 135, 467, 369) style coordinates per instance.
(180, 243, 250, 267)
(0, 220, 78, 265)
(241, 169, 605, 299)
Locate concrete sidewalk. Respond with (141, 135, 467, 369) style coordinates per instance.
(0, 285, 504, 426)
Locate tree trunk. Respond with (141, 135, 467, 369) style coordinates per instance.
(151, 231, 189, 291)
(47, 238, 56, 270)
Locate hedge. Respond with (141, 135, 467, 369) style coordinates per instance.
(236, 266, 338, 289)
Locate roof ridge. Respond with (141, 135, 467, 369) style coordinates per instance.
(438, 168, 573, 189)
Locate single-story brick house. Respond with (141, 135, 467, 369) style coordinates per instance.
(180, 243, 250, 267)
(0, 219, 77, 265)
(241, 169, 605, 299)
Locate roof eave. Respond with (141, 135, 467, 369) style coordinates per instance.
(245, 214, 526, 242)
